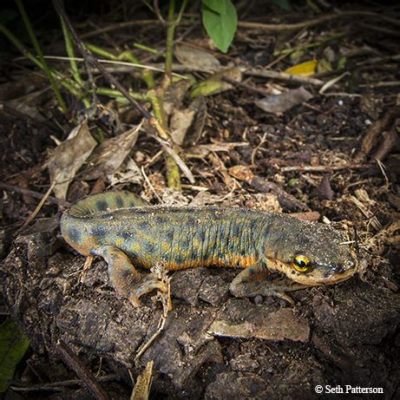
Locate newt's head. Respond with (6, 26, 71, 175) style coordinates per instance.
(264, 216, 357, 286)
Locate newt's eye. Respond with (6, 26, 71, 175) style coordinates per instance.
(292, 255, 312, 273)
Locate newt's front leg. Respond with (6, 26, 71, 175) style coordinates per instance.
(229, 264, 306, 304)
(92, 246, 168, 307)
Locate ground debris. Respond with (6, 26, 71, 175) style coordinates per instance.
(208, 299, 310, 342)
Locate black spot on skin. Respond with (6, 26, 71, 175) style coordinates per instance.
(187, 217, 196, 226)
(68, 227, 81, 243)
(250, 220, 258, 230)
(198, 230, 206, 242)
(166, 230, 174, 241)
(145, 242, 155, 253)
(139, 221, 150, 230)
(119, 231, 135, 240)
(116, 196, 124, 208)
(240, 248, 247, 256)
(233, 224, 241, 237)
(181, 238, 190, 250)
(175, 254, 184, 263)
(96, 200, 108, 211)
(91, 226, 107, 237)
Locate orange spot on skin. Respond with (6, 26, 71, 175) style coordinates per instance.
(162, 254, 257, 271)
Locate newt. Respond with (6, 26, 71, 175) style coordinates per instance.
(61, 191, 357, 306)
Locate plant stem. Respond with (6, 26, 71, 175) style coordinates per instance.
(0, 23, 82, 98)
(164, 0, 176, 86)
(60, 17, 90, 108)
(148, 88, 181, 189)
(14, 0, 67, 113)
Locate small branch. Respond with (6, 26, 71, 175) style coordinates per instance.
(279, 164, 371, 173)
(16, 181, 56, 233)
(355, 107, 400, 162)
(11, 374, 118, 393)
(245, 68, 324, 87)
(56, 340, 110, 400)
(238, 10, 400, 31)
(0, 182, 70, 207)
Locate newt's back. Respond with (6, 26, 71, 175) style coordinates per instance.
(62, 204, 269, 270)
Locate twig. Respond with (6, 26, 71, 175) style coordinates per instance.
(80, 11, 400, 39)
(16, 182, 56, 233)
(135, 314, 167, 362)
(55, 340, 110, 400)
(319, 72, 349, 94)
(238, 11, 400, 31)
(0, 182, 69, 207)
(279, 164, 371, 173)
(135, 264, 171, 362)
(153, 0, 166, 25)
(355, 107, 400, 162)
(245, 68, 323, 86)
(80, 20, 162, 39)
(359, 81, 400, 89)
(250, 177, 309, 211)
(10, 374, 118, 393)
(373, 127, 400, 161)
(222, 77, 272, 97)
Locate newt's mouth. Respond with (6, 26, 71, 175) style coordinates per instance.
(266, 256, 358, 287)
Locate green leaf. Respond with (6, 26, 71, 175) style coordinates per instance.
(0, 319, 30, 393)
(202, 0, 237, 53)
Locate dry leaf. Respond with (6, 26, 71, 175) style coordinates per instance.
(185, 96, 207, 146)
(284, 60, 318, 76)
(82, 123, 141, 180)
(170, 108, 196, 145)
(175, 45, 221, 72)
(316, 175, 334, 200)
(163, 78, 194, 115)
(255, 87, 313, 115)
(108, 158, 143, 186)
(47, 121, 96, 200)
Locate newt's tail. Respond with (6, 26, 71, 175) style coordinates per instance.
(66, 191, 149, 218)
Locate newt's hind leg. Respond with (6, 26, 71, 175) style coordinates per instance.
(92, 246, 168, 307)
(229, 264, 305, 304)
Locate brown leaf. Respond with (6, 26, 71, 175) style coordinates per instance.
(47, 121, 96, 200)
(82, 123, 141, 180)
(316, 175, 334, 200)
(175, 45, 221, 72)
(255, 87, 313, 115)
(170, 108, 196, 145)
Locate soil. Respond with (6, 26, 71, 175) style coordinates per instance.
(1, 1, 400, 399)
